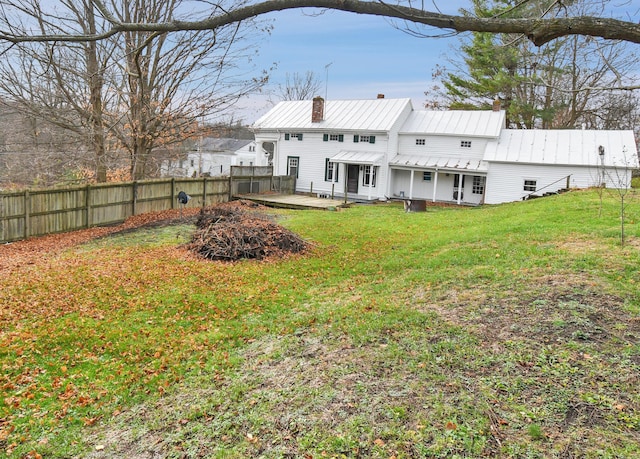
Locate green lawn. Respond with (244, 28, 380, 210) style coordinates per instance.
(1, 189, 640, 458)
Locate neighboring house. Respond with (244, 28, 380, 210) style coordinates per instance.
(161, 138, 257, 177)
(252, 96, 638, 205)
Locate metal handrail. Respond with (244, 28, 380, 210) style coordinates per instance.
(523, 175, 571, 200)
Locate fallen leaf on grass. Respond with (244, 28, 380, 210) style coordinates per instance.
(374, 438, 386, 447)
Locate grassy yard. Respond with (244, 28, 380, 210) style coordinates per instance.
(1, 189, 640, 458)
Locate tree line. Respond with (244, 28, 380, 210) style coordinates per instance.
(0, 0, 637, 188)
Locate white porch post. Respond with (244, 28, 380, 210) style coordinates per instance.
(367, 165, 373, 200)
(409, 170, 415, 198)
(343, 163, 348, 203)
(432, 170, 439, 202)
(457, 173, 464, 205)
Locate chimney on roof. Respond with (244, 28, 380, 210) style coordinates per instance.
(312, 96, 324, 123)
(492, 97, 501, 112)
(377, 94, 385, 99)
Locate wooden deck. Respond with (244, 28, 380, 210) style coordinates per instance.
(235, 193, 352, 210)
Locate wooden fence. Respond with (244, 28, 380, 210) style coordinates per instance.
(0, 167, 295, 243)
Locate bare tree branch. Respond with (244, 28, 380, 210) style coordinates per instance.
(0, 0, 638, 46)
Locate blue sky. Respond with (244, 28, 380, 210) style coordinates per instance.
(235, 5, 467, 122)
(234, 0, 640, 124)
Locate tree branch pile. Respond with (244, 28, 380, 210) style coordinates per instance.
(187, 201, 311, 261)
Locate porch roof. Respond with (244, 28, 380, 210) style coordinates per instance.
(389, 155, 487, 172)
(330, 151, 384, 165)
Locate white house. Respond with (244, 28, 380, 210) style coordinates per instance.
(252, 96, 638, 205)
(162, 138, 257, 177)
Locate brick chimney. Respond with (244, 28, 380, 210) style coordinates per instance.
(377, 94, 385, 99)
(492, 97, 501, 111)
(312, 96, 324, 123)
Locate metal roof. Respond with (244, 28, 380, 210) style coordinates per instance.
(400, 110, 505, 138)
(484, 129, 638, 167)
(330, 151, 384, 165)
(199, 138, 253, 152)
(389, 154, 487, 172)
(252, 98, 413, 132)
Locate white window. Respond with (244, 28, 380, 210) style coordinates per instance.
(524, 180, 537, 192)
(460, 140, 472, 148)
(329, 134, 340, 141)
(325, 159, 338, 182)
(353, 135, 376, 144)
(472, 176, 485, 194)
(362, 165, 377, 187)
(423, 171, 432, 181)
(416, 138, 426, 146)
(287, 156, 299, 177)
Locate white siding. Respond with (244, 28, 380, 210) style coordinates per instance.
(398, 134, 487, 160)
(274, 131, 391, 199)
(483, 162, 630, 204)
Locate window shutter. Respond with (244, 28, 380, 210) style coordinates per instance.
(335, 163, 339, 182)
(369, 136, 376, 144)
(353, 135, 359, 143)
(338, 134, 344, 142)
(325, 158, 329, 181)
(323, 134, 328, 142)
(284, 133, 290, 141)
(298, 133, 303, 141)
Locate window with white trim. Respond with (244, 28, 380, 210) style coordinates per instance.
(325, 159, 339, 182)
(524, 179, 537, 192)
(460, 140, 472, 148)
(284, 133, 303, 141)
(362, 165, 377, 187)
(287, 156, 299, 178)
(354, 135, 376, 144)
(472, 176, 485, 194)
(416, 138, 426, 145)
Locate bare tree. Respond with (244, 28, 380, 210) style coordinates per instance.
(0, 0, 271, 183)
(0, 0, 638, 48)
(427, 0, 639, 129)
(276, 71, 322, 101)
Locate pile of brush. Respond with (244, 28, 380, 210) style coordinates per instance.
(187, 201, 311, 261)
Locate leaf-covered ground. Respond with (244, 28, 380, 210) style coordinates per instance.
(2, 192, 640, 458)
(0, 207, 201, 276)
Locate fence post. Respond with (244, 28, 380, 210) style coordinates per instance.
(24, 190, 30, 239)
(203, 177, 207, 207)
(171, 178, 176, 209)
(85, 184, 92, 228)
(132, 181, 138, 216)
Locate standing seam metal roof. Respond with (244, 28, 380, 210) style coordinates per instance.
(399, 110, 505, 138)
(483, 130, 638, 167)
(252, 98, 413, 132)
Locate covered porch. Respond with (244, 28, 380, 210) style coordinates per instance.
(388, 155, 488, 205)
(330, 150, 384, 202)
